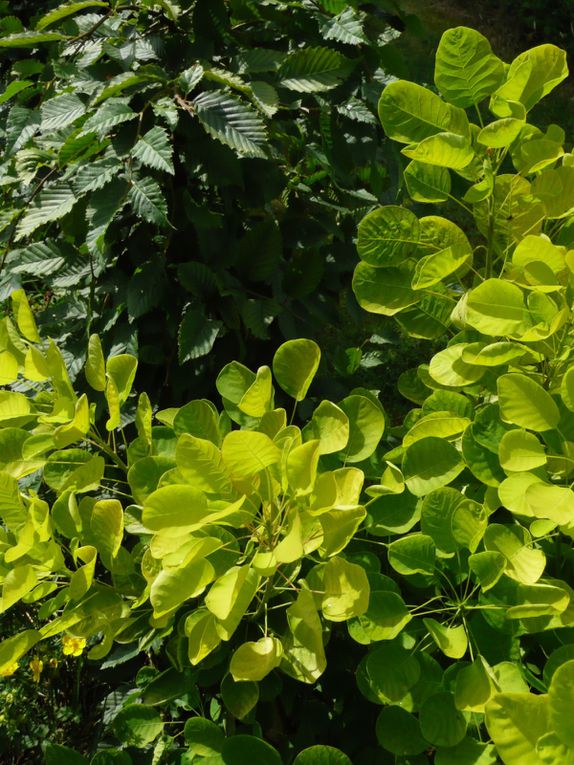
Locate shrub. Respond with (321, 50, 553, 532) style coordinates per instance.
(3, 20, 574, 765)
(353, 24, 574, 763)
(0, 293, 386, 762)
(0, 0, 416, 400)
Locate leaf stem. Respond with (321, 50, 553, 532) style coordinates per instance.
(87, 433, 128, 472)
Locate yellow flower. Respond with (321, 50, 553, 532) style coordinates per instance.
(62, 636, 86, 657)
(29, 658, 43, 683)
(0, 662, 18, 678)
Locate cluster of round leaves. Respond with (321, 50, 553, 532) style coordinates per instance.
(0, 291, 389, 761)
(353, 26, 572, 341)
(345, 23, 574, 765)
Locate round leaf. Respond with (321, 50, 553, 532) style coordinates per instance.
(498, 429, 546, 472)
(375, 705, 428, 755)
(429, 344, 485, 387)
(356, 206, 422, 266)
(404, 160, 451, 203)
(483, 523, 545, 584)
(352, 263, 417, 315)
(366, 642, 421, 702)
(221, 676, 259, 720)
(485, 693, 549, 765)
(466, 280, 531, 338)
(388, 533, 436, 575)
(549, 659, 574, 748)
(230, 637, 283, 682)
(403, 437, 465, 496)
(498, 373, 560, 432)
(435, 738, 497, 765)
(424, 618, 468, 659)
(293, 746, 352, 765)
(321, 557, 370, 622)
(339, 394, 385, 463)
(303, 400, 349, 455)
(378, 80, 469, 144)
(142, 485, 208, 530)
(272, 339, 320, 401)
(221, 735, 281, 765)
(221, 430, 280, 478)
(184, 718, 225, 756)
(434, 26, 504, 107)
(419, 691, 467, 748)
(112, 706, 163, 747)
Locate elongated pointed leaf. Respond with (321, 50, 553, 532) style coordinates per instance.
(279, 46, 352, 92)
(131, 126, 174, 174)
(41, 93, 86, 132)
(16, 182, 77, 240)
(193, 91, 267, 158)
(36, 2, 108, 30)
(0, 31, 65, 47)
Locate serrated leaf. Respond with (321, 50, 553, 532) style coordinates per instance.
(86, 177, 129, 254)
(51, 258, 91, 288)
(336, 96, 377, 124)
(131, 126, 174, 174)
(127, 261, 167, 319)
(240, 299, 279, 339)
(178, 64, 203, 95)
(178, 310, 222, 363)
(16, 182, 77, 240)
(0, 31, 66, 47)
(279, 46, 352, 92)
(237, 48, 286, 74)
(5, 106, 40, 156)
(204, 67, 250, 93)
(321, 7, 368, 46)
(193, 91, 268, 158)
(250, 81, 279, 117)
(128, 176, 169, 226)
(36, 2, 108, 30)
(72, 158, 121, 196)
(58, 131, 104, 166)
(9, 240, 71, 276)
(81, 99, 138, 138)
(40, 93, 86, 132)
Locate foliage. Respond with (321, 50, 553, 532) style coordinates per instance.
(4, 17, 574, 765)
(0, 0, 417, 401)
(350, 23, 574, 764)
(0, 293, 387, 762)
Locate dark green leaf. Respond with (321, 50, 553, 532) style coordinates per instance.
(193, 91, 268, 158)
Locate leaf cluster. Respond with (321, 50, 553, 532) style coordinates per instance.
(351, 24, 574, 763)
(0, 0, 412, 401)
(0, 296, 387, 762)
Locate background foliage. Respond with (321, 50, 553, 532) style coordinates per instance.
(0, 0, 424, 405)
(3, 3, 574, 765)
